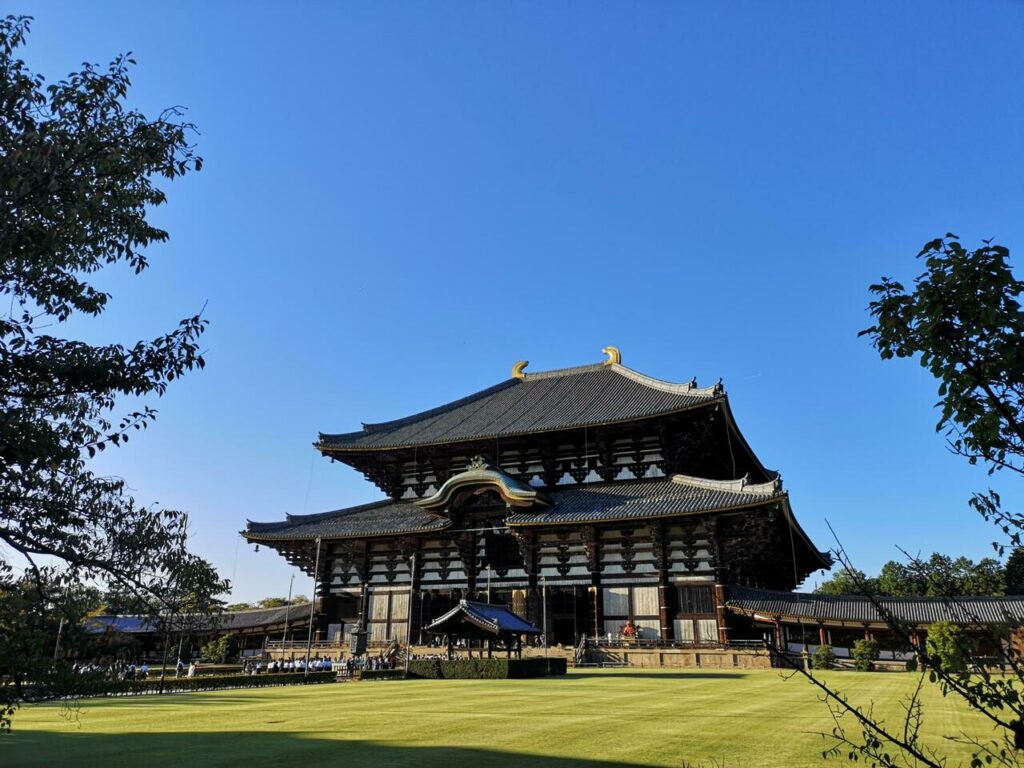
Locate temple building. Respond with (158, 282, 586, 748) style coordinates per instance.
(242, 348, 831, 650)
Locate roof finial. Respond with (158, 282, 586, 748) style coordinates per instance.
(602, 346, 621, 366)
(512, 360, 529, 379)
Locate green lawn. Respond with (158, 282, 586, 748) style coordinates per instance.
(1, 669, 997, 767)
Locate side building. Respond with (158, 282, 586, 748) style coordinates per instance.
(242, 349, 831, 649)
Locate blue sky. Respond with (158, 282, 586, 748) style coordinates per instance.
(20, 2, 1024, 601)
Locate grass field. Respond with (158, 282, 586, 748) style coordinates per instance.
(2, 669, 997, 767)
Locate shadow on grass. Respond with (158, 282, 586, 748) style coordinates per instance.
(3, 730, 658, 768)
(567, 671, 748, 680)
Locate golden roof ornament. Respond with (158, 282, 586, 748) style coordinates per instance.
(512, 360, 529, 380)
(602, 346, 621, 366)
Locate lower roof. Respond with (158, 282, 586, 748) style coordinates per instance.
(245, 475, 793, 539)
(727, 585, 1024, 627)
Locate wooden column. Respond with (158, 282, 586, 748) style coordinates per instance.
(818, 622, 827, 647)
(710, 518, 730, 646)
(513, 529, 540, 625)
(582, 526, 603, 638)
(713, 584, 730, 646)
(650, 522, 672, 641)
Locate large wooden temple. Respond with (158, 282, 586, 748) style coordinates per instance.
(243, 348, 830, 649)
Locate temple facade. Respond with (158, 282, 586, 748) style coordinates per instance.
(242, 348, 830, 649)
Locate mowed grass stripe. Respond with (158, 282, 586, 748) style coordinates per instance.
(2, 669, 995, 768)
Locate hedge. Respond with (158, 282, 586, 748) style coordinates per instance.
(407, 658, 567, 679)
(357, 669, 406, 681)
(9, 671, 336, 701)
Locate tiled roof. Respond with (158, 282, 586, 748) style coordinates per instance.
(244, 476, 788, 539)
(83, 604, 312, 635)
(508, 475, 783, 526)
(426, 600, 541, 636)
(245, 499, 450, 541)
(727, 586, 1024, 626)
(318, 363, 721, 451)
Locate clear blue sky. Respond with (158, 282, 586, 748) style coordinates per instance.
(20, 2, 1024, 602)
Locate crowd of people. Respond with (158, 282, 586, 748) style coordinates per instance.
(242, 656, 336, 674)
(71, 660, 169, 680)
(67, 649, 408, 682)
(241, 654, 400, 676)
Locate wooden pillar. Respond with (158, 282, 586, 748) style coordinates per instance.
(657, 578, 671, 641)
(527, 588, 542, 628)
(713, 583, 730, 646)
(651, 522, 671, 641)
(818, 622, 827, 647)
(863, 625, 871, 642)
(582, 526, 603, 638)
(774, 619, 783, 651)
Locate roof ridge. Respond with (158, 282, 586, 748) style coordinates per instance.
(609, 364, 723, 396)
(520, 362, 608, 380)
(672, 473, 783, 495)
(247, 498, 400, 530)
(285, 498, 401, 522)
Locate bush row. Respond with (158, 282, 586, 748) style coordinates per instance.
(10, 671, 336, 701)
(357, 669, 406, 681)
(407, 658, 567, 679)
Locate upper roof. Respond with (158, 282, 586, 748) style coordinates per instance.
(726, 586, 1024, 626)
(425, 600, 541, 636)
(317, 361, 722, 452)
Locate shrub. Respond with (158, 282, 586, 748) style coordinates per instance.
(852, 639, 879, 672)
(200, 635, 237, 664)
(925, 620, 970, 674)
(906, 657, 918, 672)
(407, 658, 567, 679)
(357, 669, 405, 681)
(811, 644, 835, 670)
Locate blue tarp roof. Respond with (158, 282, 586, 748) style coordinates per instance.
(426, 600, 540, 636)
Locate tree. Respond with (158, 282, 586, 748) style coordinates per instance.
(861, 235, 1024, 478)
(257, 595, 309, 608)
(0, 16, 216, 729)
(876, 560, 924, 597)
(150, 555, 228, 692)
(815, 568, 878, 596)
(1006, 548, 1024, 595)
(788, 236, 1024, 768)
(818, 555, 1005, 598)
(199, 634, 237, 665)
(851, 639, 878, 672)
(925, 621, 970, 675)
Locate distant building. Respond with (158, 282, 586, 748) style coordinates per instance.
(84, 604, 312, 658)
